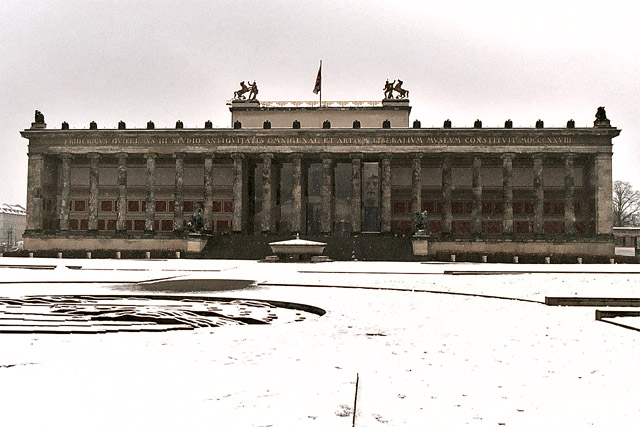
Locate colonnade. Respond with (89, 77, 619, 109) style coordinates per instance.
(25, 151, 614, 238)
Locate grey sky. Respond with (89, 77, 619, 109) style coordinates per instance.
(1, 0, 638, 205)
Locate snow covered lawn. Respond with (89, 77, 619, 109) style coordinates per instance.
(0, 259, 638, 426)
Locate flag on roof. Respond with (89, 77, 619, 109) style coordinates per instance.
(313, 61, 321, 94)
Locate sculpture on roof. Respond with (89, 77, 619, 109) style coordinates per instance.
(383, 79, 395, 99)
(594, 106, 611, 127)
(383, 79, 409, 99)
(34, 110, 45, 124)
(233, 81, 250, 100)
(248, 81, 259, 100)
(596, 106, 608, 121)
(393, 79, 409, 99)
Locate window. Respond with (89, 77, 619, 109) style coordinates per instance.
(213, 201, 222, 213)
(128, 201, 139, 212)
(100, 200, 113, 212)
(428, 221, 442, 233)
(156, 200, 167, 213)
(553, 202, 565, 216)
(223, 200, 233, 213)
(482, 221, 502, 234)
(515, 221, 533, 234)
(393, 201, 406, 214)
(452, 220, 471, 234)
(74, 200, 86, 212)
(544, 221, 565, 234)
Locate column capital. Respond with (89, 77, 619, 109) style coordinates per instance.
(501, 152, 516, 161)
(412, 152, 423, 159)
(116, 152, 128, 160)
(59, 153, 73, 160)
(260, 152, 274, 160)
(172, 152, 185, 160)
(27, 152, 44, 159)
(87, 152, 100, 160)
(202, 153, 215, 159)
(532, 153, 545, 161)
(289, 152, 304, 160)
(321, 153, 333, 162)
(380, 153, 392, 160)
(594, 152, 612, 160)
(143, 152, 157, 160)
(563, 153, 577, 163)
(349, 153, 363, 160)
(231, 152, 245, 160)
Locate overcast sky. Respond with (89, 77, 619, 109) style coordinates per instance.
(1, 0, 638, 205)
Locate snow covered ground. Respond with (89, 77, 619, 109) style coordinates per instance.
(0, 258, 639, 426)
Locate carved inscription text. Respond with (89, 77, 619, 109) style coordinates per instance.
(62, 135, 575, 146)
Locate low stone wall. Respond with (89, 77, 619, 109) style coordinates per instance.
(429, 240, 614, 257)
(23, 235, 207, 253)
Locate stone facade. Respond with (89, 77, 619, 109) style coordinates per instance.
(20, 99, 620, 257)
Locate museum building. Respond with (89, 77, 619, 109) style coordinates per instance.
(21, 96, 619, 258)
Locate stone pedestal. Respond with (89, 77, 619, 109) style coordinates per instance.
(411, 235, 429, 256)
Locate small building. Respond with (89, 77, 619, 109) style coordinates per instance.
(613, 226, 640, 257)
(0, 203, 26, 249)
(19, 94, 619, 259)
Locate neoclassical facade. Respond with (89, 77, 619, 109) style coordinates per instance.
(21, 99, 619, 257)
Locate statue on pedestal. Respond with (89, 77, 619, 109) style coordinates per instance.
(34, 110, 45, 124)
(594, 106, 611, 127)
(596, 106, 608, 121)
(187, 203, 204, 234)
(414, 210, 429, 236)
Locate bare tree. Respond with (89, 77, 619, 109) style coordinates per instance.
(613, 181, 640, 226)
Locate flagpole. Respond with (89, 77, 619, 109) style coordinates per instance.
(319, 60, 322, 108)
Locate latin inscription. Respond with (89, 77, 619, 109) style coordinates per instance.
(62, 135, 574, 146)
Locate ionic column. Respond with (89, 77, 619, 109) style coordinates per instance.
(564, 153, 577, 235)
(533, 153, 544, 235)
(442, 154, 452, 234)
(502, 153, 515, 236)
(411, 153, 423, 215)
(472, 156, 482, 236)
(144, 153, 157, 233)
(116, 153, 128, 233)
(380, 154, 392, 233)
(173, 153, 185, 233)
(88, 153, 100, 232)
(350, 154, 363, 234)
(321, 155, 334, 235)
(261, 153, 273, 234)
(203, 155, 214, 232)
(231, 153, 245, 233)
(25, 153, 45, 232)
(291, 154, 304, 233)
(59, 153, 72, 231)
(594, 152, 613, 235)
